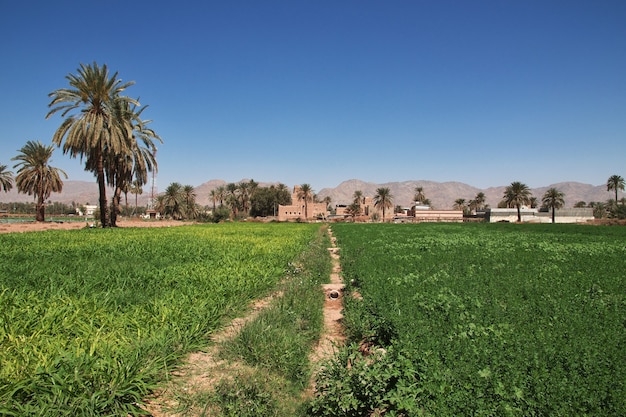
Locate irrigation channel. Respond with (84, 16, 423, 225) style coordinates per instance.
(143, 226, 346, 416)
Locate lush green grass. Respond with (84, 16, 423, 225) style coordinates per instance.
(0, 223, 320, 416)
(310, 223, 626, 416)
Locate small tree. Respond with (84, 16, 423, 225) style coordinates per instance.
(607, 175, 625, 204)
(541, 187, 565, 224)
(503, 181, 532, 222)
(12, 141, 67, 222)
(373, 187, 393, 222)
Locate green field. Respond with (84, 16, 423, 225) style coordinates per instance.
(311, 223, 626, 416)
(0, 223, 320, 416)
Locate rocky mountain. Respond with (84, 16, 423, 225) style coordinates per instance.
(317, 179, 610, 209)
(0, 179, 612, 210)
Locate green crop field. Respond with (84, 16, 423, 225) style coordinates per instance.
(311, 223, 626, 416)
(0, 223, 320, 416)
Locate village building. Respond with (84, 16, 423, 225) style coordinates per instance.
(278, 186, 329, 221)
(486, 207, 594, 223)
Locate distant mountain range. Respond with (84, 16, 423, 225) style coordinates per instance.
(0, 179, 613, 209)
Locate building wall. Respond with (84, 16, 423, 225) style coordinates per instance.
(488, 208, 594, 223)
(278, 186, 329, 221)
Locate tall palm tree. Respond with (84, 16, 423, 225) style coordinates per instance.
(297, 183, 314, 220)
(182, 184, 197, 219)
(107, 100, 161, 226)
(47, 62, 138, 227)
(209, 189, 218, 211)
(0, 164, 13, 192)
(225, 182, 240, 218)
(374, 187, 393, 222)
(542, 187, 565, 224)
(503, 181, 532, 222)
(216, 185, 226, 207)
(238, 181, 251, 215)
(11, 141, 67, 222)
(607, 175, 625, 204)
(129, 179, 143, 215)
(474, 192, 486, 210)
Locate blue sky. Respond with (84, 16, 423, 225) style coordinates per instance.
(1, 1, 625, 193)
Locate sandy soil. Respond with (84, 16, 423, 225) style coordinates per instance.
(0, 218, 194, 234)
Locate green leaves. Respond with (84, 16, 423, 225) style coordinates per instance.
(318, 223, 626, 416)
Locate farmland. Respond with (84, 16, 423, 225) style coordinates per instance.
(0, 223, 320, 416)
(311, 223, 626, 416)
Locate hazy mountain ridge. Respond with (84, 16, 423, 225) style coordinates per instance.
(317, 179, 610, 209)
(0, 179, 612, 209)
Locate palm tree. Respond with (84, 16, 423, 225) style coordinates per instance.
(353, 190, 364, 205)
(182, 184, 197, 219)
(209, 189, 218, 211)
(453, 198, 466, 212)
(238, 181, 251, 215)
(503, 181, 532, 222)
(129, 179, 143, 215)
(159, 182, 184, 219)
(474, 192, 486, 210)
(574, 201, 587, 208)
(214, 185, 226, 207)
(11, 141, 67, 222)
(414, 186, 426, 204)
(541, 187, 565, 224)
(323, 195, 332, 209)
(297, 183, 314, 220)
(226, 182, 239, 218)
(607, 175, 625, 204)
(47, 62, 138, 227)
(0, 164, 13, 192)
(107, 100, 161, 226)
(374, 187, 393, 222)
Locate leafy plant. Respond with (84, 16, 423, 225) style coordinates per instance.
(319, 223, 626, 416)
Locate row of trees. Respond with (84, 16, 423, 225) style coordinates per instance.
(1, 63, 162, 227)
(153, 180, 295, 221)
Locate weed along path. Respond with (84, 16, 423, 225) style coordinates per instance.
(310, 226, 346, 364)
(142, 290, 284, 416)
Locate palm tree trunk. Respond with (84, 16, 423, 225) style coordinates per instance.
(37, 195, 45, 222)
(36, 178, 45, 222)
(552, 207, 556, 223)
(111, 186, 122, 227)
(96, 152, 108, 227)
(516, 205, 522, 222)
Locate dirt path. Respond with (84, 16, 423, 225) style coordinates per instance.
(309, 226, 346, 363)
(142, 290, 283, 416)
(142, 225, 346, 416)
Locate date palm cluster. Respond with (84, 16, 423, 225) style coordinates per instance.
(46, 62, 162, 227)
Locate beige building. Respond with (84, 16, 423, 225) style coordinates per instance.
(278, 186, 329, 221)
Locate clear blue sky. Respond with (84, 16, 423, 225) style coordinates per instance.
(1, 0, 625, 192)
